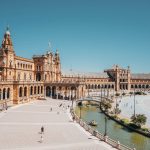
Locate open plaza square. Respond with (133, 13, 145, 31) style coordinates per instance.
(0, 98, 114, 150)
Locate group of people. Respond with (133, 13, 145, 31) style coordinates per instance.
(39, 102, 73, 143)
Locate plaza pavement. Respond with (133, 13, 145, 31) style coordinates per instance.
(118, 95, 150, 128)
(0, 97, 115, 150)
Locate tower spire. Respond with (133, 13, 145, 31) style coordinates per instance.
(48, 42, 52, 52)
(1, 26, 13, 51)
(5, 25, 10, 35)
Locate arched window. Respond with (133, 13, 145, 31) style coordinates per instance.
(41, 86, 43, 94)
(34, 86, 36, 94)
(24, 87, 27, 96)
(3, 88, 6, 99)
(46, 86, 51, 96)
(30, 86, 33, 95)
(38, 86, 40, 94)
(7, 88, 10, 99)
(24, 73, 26, 80)
(85, 85, 87, 89)
(0, 89, 2, 100)
(131, 85, 134, 88)
(36, 73, 41, 81)
(52, 86, 56, 97)
(19, 87, 22, 97)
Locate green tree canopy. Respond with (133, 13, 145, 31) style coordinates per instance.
(131, 114, 147, 127)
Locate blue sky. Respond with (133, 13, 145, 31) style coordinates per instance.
(0, 0, 150, 73)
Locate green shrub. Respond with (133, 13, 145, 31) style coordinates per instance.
(122, 93, 126, 96)
(121, 118, 130, 124)
(129, 123, 140, 129)
(141, 127, 149, 132)
(115, 93, 120, 96)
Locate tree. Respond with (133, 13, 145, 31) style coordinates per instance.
(114, 107, 121, 115)
(131, 114, 147, 128)
(100, 100, 112, 112)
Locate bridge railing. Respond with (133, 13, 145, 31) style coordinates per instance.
(70, 108, 135, 150)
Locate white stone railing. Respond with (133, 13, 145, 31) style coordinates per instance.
(70, 108, 135, 150)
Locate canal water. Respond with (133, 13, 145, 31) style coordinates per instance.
(75, 105, 150, 150)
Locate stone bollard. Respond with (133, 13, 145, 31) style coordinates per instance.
(116, 141, 120, 149)
(104, 135, 108, 142)
(133, 148, 136, 150)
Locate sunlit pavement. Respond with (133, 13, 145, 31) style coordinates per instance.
(117, 95, 150, 128)
(0, 98, 115, 150)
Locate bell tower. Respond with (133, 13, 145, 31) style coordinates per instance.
(55, 50, 61, 82)
(0, 27, 15, 80)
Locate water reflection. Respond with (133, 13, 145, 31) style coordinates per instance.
(75, 105, 150, 150)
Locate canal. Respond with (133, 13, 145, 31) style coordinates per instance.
(75, 105, 150, 150)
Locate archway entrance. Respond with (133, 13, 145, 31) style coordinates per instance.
(46, 86, 51, 97)
(36, 73, 41, 81)
(52, 86, 56, 98)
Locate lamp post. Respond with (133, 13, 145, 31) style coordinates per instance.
(88, 85, 89, 97)
(79, 105, 82, 119)
(133, 85, 136, 117)
(104, 116, 108, 136)
(72, 97, 73, 108)
(107, 87, 109, 99)
(100, 86, 103, 108)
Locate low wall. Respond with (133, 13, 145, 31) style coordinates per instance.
(102, 110, 150, 138)
(70, 108, 134, 150)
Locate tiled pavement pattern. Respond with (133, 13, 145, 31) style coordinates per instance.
(0, 98, 115, 150)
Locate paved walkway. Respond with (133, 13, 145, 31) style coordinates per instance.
(0, 98, 115, 150)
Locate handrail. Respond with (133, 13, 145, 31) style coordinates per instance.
(70, 108, 135, 150)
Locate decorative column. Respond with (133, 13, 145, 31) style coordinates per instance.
(50, 87, 52, 98)
(56, 87, 59, 99)
(0, 91, 2, 100)
(44, 86, 46, 98)
(5, 90, 7, 110)
(5, 90, 7, 99)
(69, 88, 71, 100)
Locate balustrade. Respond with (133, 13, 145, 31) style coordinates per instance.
(70, 108, 135, 150)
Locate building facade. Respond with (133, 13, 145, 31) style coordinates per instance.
(0, 28, 150, 108)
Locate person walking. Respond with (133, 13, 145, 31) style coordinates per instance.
(50, 107, 52, 112)
(41, 126, 44, 134)
(40, 134, 43, 143)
